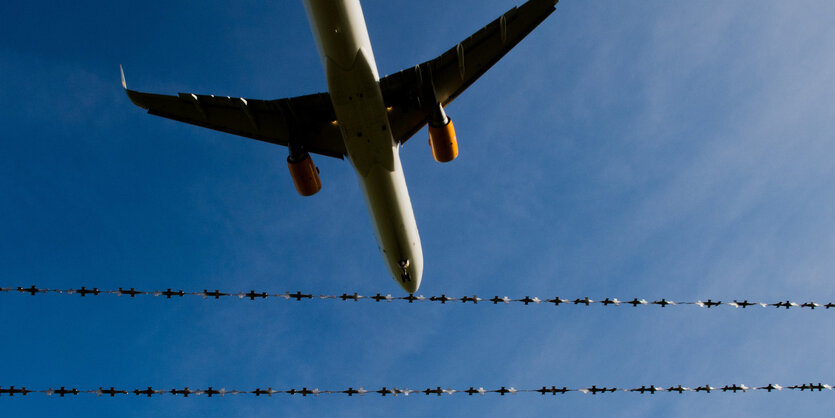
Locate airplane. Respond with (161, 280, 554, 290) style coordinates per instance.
(122, 0, 559, 293)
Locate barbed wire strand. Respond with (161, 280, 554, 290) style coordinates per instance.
(2, 285, 832, 311)
(0, 383, 830, 397)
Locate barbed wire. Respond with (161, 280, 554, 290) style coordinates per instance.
(3, 289, 832, 402)
(2, 285, 833, 311)
(0, 383, 830, 397)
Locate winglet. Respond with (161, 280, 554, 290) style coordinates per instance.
(119, 65, 149, 109)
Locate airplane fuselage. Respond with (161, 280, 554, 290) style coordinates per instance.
(124, 0, 558, 294)
(303, 0, 423, 293)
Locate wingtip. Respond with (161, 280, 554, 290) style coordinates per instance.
(119, 66, 147, 109)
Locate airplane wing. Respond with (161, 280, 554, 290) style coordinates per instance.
(122, 71, 346, 159)
(380, 0, 558, 144)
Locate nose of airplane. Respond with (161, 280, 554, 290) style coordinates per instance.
(397, 274, 421, 294)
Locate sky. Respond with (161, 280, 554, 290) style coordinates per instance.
(2, 0, 835, 416)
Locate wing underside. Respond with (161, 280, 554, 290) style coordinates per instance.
(380, 0, 558, 144)
(124, 87, 346, 159)
(122, 0, 557, 157)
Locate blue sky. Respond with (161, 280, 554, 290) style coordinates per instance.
(2, 0, 835, 415)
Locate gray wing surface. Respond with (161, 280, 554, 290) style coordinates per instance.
(381, 0, 558, 144)
(124, 87, 346, 159)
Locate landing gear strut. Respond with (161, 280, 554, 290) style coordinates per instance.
(398, 259, 411, 283)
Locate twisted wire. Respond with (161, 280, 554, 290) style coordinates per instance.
(2, 285, 831, 311)
(0, 383, 829, 397)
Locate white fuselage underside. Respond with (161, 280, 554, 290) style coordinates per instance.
(303, 0, 423, 293)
